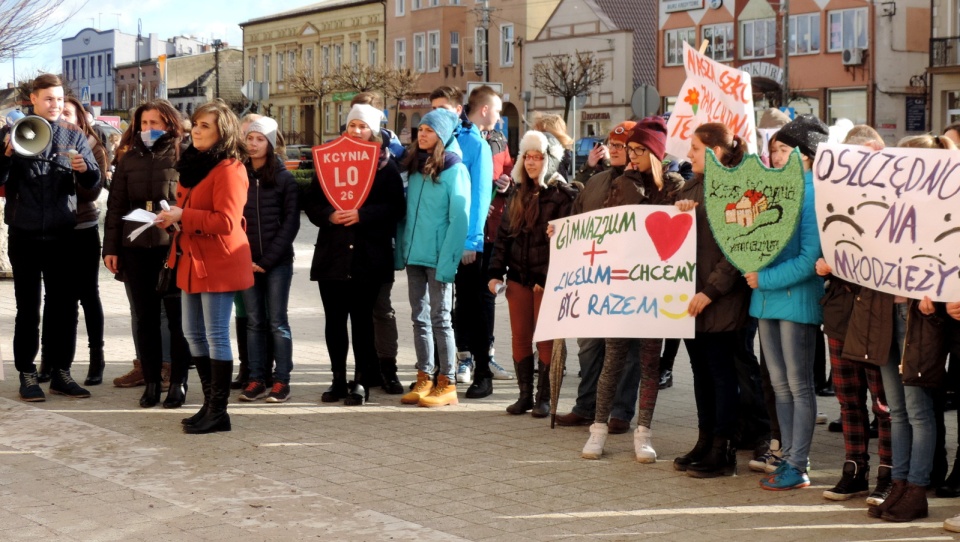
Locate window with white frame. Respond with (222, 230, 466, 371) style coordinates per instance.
(664, 28, 696, 66)
(305, 48, 314, 74)
(263, 54, 271, 82)
(249, 56, 257, 80)
(288, 51, 296, 74)
(827, 88, 867, 124)
(107, 54, 112, 75)
(414, 32, 426, 72)
(789, 13, 820, 55)
(450, 0, 460, 4)
(702, 23, 734, 62)
(474, 27, 486, 69)
(828, 8, 868, 52)
(429, 0, 439, 5)
(427, 31, 440, 72)
(412, 0, 422, 8)
(396, 0, 405, 16)
(64, 61, 69, 79)
(322, 46, 330, 74)
(368, 40, 378, 65)
(947, 90, 960, 126)
(450, 32, 460, 66)
(325, 102, 333, 132)
(334, 44, 342, 69)
(350, 42, 360, 66)
(277, 52, 285, 80)
(395, 38, 407, 68)
(500, 24, 514, 66)
(741, 19, 777, 59)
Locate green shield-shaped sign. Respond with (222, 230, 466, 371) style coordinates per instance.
(704, 149, 805, 273)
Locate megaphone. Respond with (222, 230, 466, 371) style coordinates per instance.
(10, 115, 53, 157)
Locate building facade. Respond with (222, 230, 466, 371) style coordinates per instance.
(62, 28, 204, 112)
(386, 0, 560, 151)
(523, 0, 658, 140)
(240, 0, 385, 146)
(928, 0, 960, 133)
(658, 0, 930, 144)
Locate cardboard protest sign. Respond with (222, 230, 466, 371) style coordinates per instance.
(666, 42, 758, 160)
(533, 205, 696, 342)
(312, 135, 380, 211)
(813, 143, 960, 301)
(704, 149, 806, 273)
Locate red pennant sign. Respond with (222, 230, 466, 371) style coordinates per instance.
(312, 136, 380, 211)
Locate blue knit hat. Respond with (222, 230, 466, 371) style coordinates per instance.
(419, 108, 459, 147)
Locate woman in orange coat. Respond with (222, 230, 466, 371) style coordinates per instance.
(157, 101, 253, 434)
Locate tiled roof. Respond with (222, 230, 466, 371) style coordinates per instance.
(240, 0, 378, 26)
(593, 0, 657, 87)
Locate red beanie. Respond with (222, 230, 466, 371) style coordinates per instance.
(627, 116, 667, 161)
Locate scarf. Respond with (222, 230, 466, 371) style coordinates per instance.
(177, 145, 227, 188)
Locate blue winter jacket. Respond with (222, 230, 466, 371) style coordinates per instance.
(749, 170, 824, 324)
(455, 120, 492, 252)
(396, 153, 471, 283)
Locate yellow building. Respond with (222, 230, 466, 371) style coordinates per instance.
(240, 0, 385, 146)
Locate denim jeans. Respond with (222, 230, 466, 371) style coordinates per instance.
(882, 303, 937, 486)
(758, 319, 818, 471)
(241, 263, 294, 383)
(181, 291, 236, 361)
(571, 338, 642, 421)
(407, 265, 456, 380)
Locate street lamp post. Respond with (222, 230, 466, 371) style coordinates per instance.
(136, 18, 143, 106)
(212, 39, 223, 100)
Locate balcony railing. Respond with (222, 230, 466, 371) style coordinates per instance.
(931, 36, 960, 68)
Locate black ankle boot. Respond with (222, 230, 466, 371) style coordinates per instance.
(182, 357, 210, 426)
(85, 342, 105, 386)
(163, 377, 188, 409)
(506, 357, 534, 415)
(344, 375, 369, 406)
(674, 430, 712, 472)
(140, 382, 162, 408)
(938, 458, 960, 498)
(321, 372, 348, 402)
(531, 359, 551, 418)
(184, 359, 232, 434)
(380, 357, 404, 394)
(686, 437, 737, 478)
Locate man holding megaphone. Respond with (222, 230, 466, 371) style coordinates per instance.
(0, 73, 101, 402)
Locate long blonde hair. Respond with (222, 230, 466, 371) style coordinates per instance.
(898, 134, 957, 150)
(534, 113, 574, 149)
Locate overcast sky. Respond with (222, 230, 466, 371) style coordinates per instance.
(0, 0, 325, 88)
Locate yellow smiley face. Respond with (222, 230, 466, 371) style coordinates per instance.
(660, 294, 690, 320)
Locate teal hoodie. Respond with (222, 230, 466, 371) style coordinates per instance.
(395, 154, 471, 283)
(748, 170, 824, 324)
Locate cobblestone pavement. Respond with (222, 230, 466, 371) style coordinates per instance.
(0, 218, 957, 541)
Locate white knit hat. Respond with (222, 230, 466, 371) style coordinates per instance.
(346, 104, 383, 132)
(512, 130, 565, 187)
(245, 116, 278, 149)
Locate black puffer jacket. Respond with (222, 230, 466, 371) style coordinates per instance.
(900, 300, 949, 388)
(243, 156, 300, 271)
(305, 153, 405, 283)
(0, 119, 101, 236)
(488, 173, 579, 288)
(103, 133, 181, 255)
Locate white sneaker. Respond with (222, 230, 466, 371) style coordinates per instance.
(582, 423, 608, 459)
(455, 352, 473, 383)
(944, 513, 960, 533)
(634, 426, 657, 463)
(488, 350, 514, 380)
(748, 439, 783, 473)
(816, 412, 828, 424)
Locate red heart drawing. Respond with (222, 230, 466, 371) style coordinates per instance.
(645, 211, 693, 261)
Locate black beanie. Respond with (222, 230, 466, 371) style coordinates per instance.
(774, 114, 829, 159)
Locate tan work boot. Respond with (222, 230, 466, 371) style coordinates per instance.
(401, 371, 434, 404)
(418, 375, 458, 408)
(113, 359, 145, 388)
(160, 362, 171, 392)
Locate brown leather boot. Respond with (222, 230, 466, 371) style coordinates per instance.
(880, 482, 929, 522)
(868, 479, 907, 518)
(113, 359, 145, 388)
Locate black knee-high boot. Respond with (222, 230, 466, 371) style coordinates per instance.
(184, 359, 232, 434)
(181, 356, 211, 427)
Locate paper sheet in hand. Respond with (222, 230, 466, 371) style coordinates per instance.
(123, 209, 159, 241)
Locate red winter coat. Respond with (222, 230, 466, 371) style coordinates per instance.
(167, 159, 254, 294)
(484, 130, 513, 245)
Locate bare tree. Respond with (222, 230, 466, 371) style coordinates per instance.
(382, 67, 421, 133)
(532, 51, 606, 124)
(328, 64, 390, 95)
(287, 66, 336, 142)
(0, 0, 84, 60)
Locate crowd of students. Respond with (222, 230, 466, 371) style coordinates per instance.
(4, 72, 960, 530)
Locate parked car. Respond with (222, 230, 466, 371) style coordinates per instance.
(574, 136, 603, 166)
(284, 145, 314, 170)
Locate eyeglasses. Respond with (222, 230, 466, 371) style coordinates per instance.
(524, 153, 545, 161)
(608, 143, 626, 151)
(627, 146, 649, 157)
